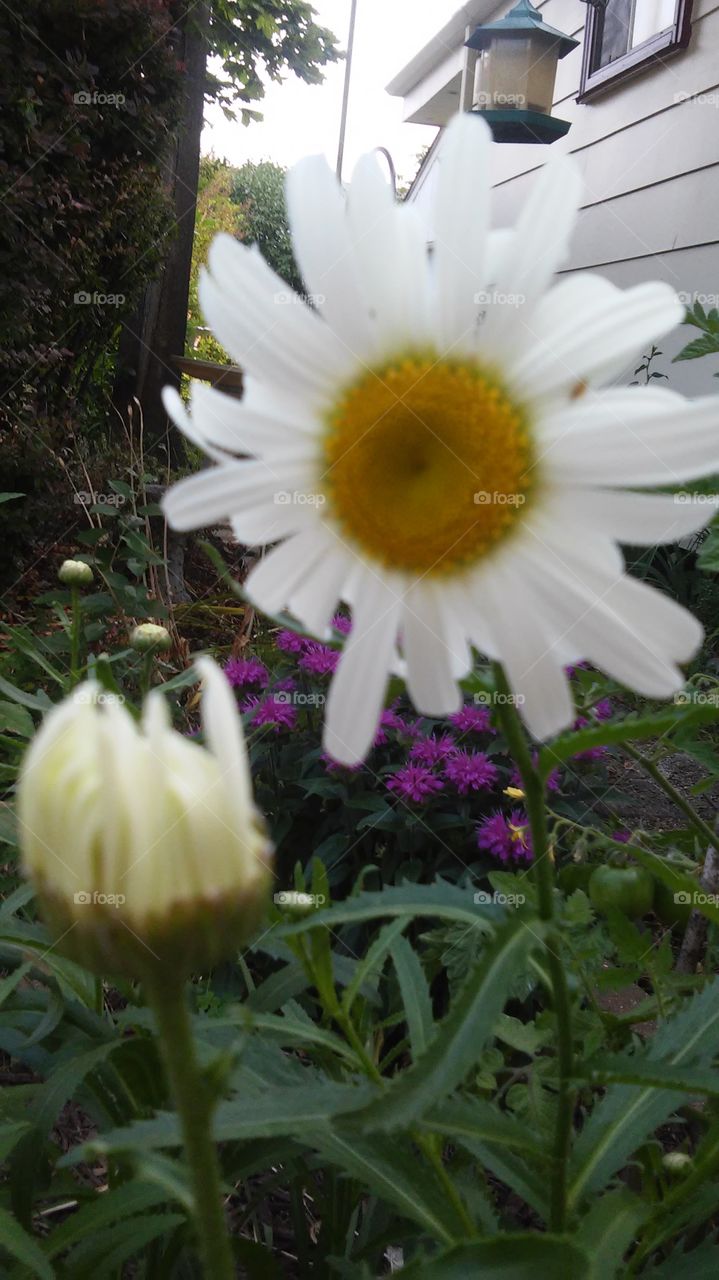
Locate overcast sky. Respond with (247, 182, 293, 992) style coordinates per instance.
(202, 0, 463, 187)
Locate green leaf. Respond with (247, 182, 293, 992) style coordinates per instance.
(0, 676, 51, 712)
(0, 701, 34, 737)
(0, 1206, 53, 1279)
(0, 492, 24, 505)
(58, 1213, 185, 1274)
(309, 1130, 469, 1244)
(274, 879, 501, 942)
(645, 1241, 719, 1277)
(573, 1056, 719, 1097)
(419, 1096, 544, 1156)
(396, 1234, 591, 1278)
(341, 917, 406, 1015)
(42, 1180, 179, 1258)
(538, 700, 719, 777)
(569, 980, 719, 1208)
(0, 805, 18, 848)
(574, 1188, 650, 1279)
(390, 934, 434, 1059)
(0, 1121, 30, 1162)
(338, 915, 537, 1132)
(673, 333, 719, 362)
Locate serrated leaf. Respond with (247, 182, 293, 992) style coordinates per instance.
(309, 1130, 469, 1244)
(645, 1240, 719, 1277)
(419, 1096, 544, 1155)
(0, 701, 34, 737)
(337, 915, 537, 1132)
(397, 1234, 590, 1278)
(342, 917, 406, 1015)
(539, 700, 719, 777)
(569, 980, 719, 1207)
(274, 880, 501, 943)
(673, 333, 719, 362)
(391, 934, 434, 1059)
(575, 1188, 650, 1279)
(42, 1180, 178, 1258)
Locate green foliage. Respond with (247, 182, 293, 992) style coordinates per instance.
(674, 300, 719, 373)
(230, 159, 303, 293)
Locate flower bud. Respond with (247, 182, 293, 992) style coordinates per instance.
(131, 623, 172, 653)
(18, 659, 272, 979)
(662, 1151, 693, 1178)
(58, 559, 93, 587)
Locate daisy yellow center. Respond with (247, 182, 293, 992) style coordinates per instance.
(322, 356, 534, 576)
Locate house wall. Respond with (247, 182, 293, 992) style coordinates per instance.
(403, 0, 719, 394)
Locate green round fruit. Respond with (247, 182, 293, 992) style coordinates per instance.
(589, 865, 655, 918)
(654, 880, 693, 928)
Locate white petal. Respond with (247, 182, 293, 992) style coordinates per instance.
(511, 282, 684, 401)
(549, 486, 717, 545)
(324, 569, 402, 764)
(482, 152, 582, 357)
(189, 382, 316, 458)
(347, 154, 431, 353)
(433, 112, 491, 356)
(538, 389, 719, 486)
(245, 527, 331, 615)
(207, 234, 354, 387)
(288, 539, 354, 637)
(286, 155, 373, 359)
(199, 271, 333, 403)
(476, 558, 574, 740)
(162, 460, 318, 533)
(196, 657, 253, 816)
(162, 387, 227, 465)
(401, 583, 463, 716)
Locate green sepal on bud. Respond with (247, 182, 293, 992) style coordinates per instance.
(131, 622, 172, 653)
(58, 558, 94, 587)
(18, 659, 273, 982)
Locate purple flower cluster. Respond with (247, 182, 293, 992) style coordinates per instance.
(444, 749, 498, 795)
(299, 643, 339, 676)
(450, 704, 495, 735)
(477, 809, 533, 863)
(409, 733, 456, 766)
(387, 765, 445, 803)
(223, 656, 269, 689)
(244, 694, 298, 733)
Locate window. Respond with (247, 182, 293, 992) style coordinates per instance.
(579, 0, 694, 100)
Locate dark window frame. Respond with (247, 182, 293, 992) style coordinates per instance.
(578, 0, 694, 101)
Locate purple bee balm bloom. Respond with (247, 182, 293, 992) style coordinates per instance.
(571, 716, 607, 762)
(373, 705, 411, 746)
(387, 764, 444, 804)
(477, 809, 533, 863)
(410, 733, 457, 766)
(276, 629, 307, 654)
(450, 704, 495, 735)
(248, 695, 297, 732)
(612, 829, 632, 843)
(223, 656, 269, 689)
(594, 698, 613, 721)
(331, 613, 351, 635)
(299, 643, 339, 676)
(273, 676, 297, 693)
(444, 749, 498, 795)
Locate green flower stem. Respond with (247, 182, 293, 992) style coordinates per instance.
(139, 651, 155, 697)
(492, 665, 574, 1233)
(144, 975, 234, 1279)
(621, 742, 718, 851)
(69, 587, 82, 685)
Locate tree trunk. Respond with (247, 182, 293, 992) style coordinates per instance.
(113, 2, 208, 465)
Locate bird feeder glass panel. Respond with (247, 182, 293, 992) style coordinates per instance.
(473, 34, 559, 115)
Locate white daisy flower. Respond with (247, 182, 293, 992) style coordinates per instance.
(162, 114, 719, 765)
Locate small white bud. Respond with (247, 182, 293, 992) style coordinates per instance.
(58, 559, 94, 587)
(131, 623, 172, 653)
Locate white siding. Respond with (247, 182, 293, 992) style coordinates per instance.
(401, 0, 719, 392)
